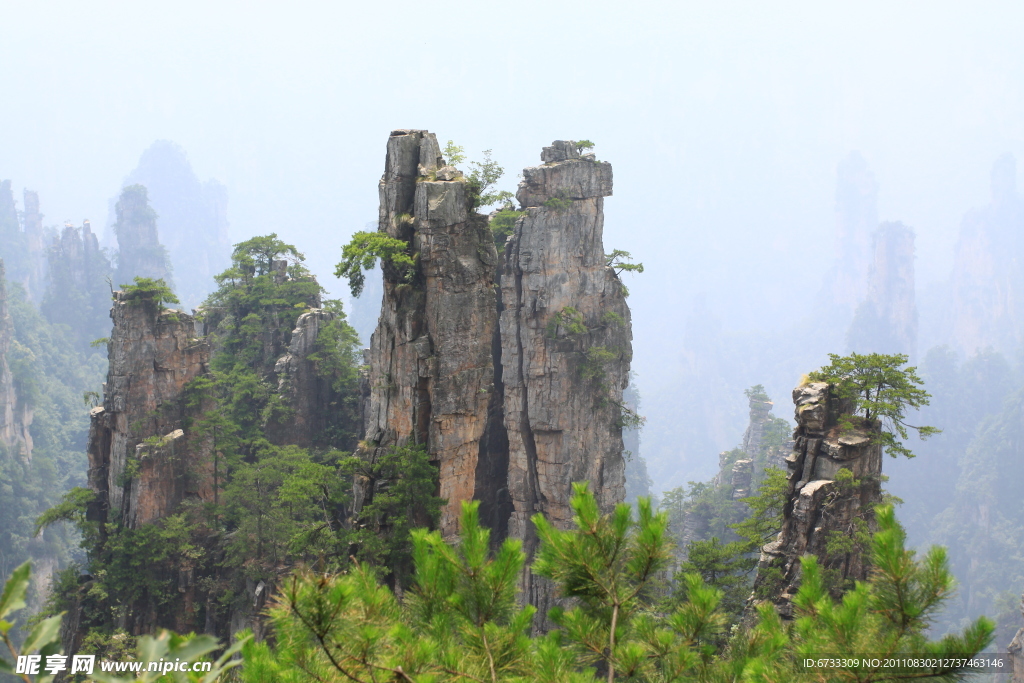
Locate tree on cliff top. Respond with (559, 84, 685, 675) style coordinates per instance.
(808, 352, 939, 459)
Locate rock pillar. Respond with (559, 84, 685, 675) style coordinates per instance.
(500, 140, 631, 618)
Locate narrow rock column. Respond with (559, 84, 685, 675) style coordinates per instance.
(362, 129, 502, 539)
(0, 259, 33, 459)
(749, 381, 882, 616)
(500, 141, 631, 617)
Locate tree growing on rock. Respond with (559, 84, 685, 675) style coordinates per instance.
(808, 352, 939, 459)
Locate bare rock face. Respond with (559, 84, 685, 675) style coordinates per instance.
(500, 141, 630, 617)
(847, 221, 918, 357)
(749, 381, 882, 616)
(362, 129, 505, 539)
(267, 308, 339, 448)
(0, 260, 33, 459)
(87, 292, 212, 530)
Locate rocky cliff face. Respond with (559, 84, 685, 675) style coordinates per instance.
(500, 140, 630, 616)
(847, 221, 917, 358)
(267, 308, 341, 448)
(112, 184, 173, 289)
(0, 260, 33, 459)
(87, 291, 213, 530)
(750, 381, 882, 616)
(361, 129, 506, 539)
(360, 134, 631, 618)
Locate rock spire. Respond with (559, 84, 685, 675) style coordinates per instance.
(749, 381, 883, 616)
(499, 139, 631, 618)
(361, 129, 506, 539)
(0, 259, 34, 459)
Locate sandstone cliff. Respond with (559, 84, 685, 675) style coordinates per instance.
(846, 221, 918, 358)
(358, 134, 632, 621)
(267, 307, 343, 448)
(87, 291, 213, 531)
(749, 381, 882, 616)
(500, 140, 631, 616)
(361, 129, 506, 539)
(0, 259, 33, 460)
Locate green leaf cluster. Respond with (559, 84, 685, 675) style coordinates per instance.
(334, 231, 415, 298)
(237, 484, 993, 682)
(0, 562, 63, 682)
(808, 352, 940, 458)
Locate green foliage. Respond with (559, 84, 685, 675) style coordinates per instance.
(0, 562, 64, 683)
(575, 140, 595, 153)
(442, 140, 466, 167)
(740, 505, 994, 681)
(731, 466, 788, 553)
(334, 231, 415, 297)
(90, 629, 249, 683)
(489, 208, 524, 253)
(33, 487, 95, 537)
(677, 537, 752, 620)
(809, 352, 940, 458)
(119, 276, 179, 309)
(534, 483, 724, 680)
(0, 280, 104, 603)
(605, 249, 644, 276)
(580, 345, 617, 383)
(467, 149, 505, 206)
(236, 485, 995, 682)
(542, 189, 572, 212)
(743, 383, 769, 402)
(341, 445, 445, 585)
(600, 310, 625, 328)
(546, 306, 588, 339)
(223, 444, 352, 579)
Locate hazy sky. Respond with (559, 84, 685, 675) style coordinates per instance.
(4, 0, 1024, 483)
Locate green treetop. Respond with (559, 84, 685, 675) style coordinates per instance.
(808, 352, 940, 459)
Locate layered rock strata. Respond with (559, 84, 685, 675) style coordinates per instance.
(749, 382, 882, 616)
(500, 140, 630, 617)
(86, 291, 213, 530)
(268, 308, 340, 448)
(0, 260, 33, 459)
(361, 129, 505, 539)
